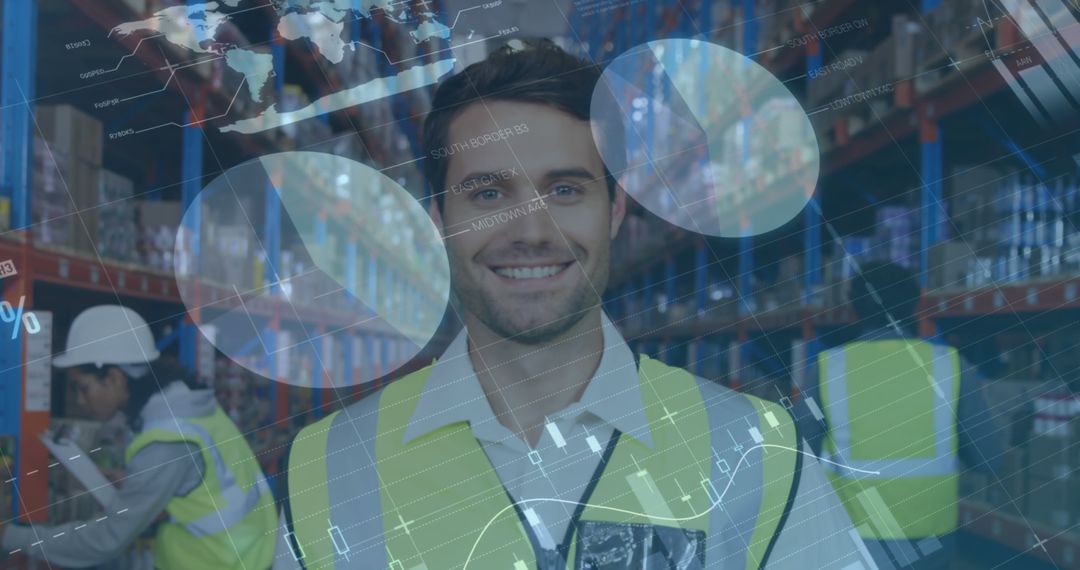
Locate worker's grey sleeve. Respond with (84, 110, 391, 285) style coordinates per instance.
(2, 442, 205, 568)
(793, 357, 828, 457)
(765, 445, 866, 569)
(272, 508, 302, 570)
(956, 358, 1005, 474)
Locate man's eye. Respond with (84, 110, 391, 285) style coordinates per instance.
(475, 189, 501, 201)
(550, 184, 582, 197)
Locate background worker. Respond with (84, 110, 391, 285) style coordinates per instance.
(274, 39, 868, 570)
(795, 262, 1005, 569)
(1, 305, 277, 569)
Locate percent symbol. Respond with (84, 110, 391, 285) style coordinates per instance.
(0, 296, 40, 339)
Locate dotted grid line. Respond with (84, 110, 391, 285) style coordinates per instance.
(2, 447, 104, 486)
(7, 507, 131, 557)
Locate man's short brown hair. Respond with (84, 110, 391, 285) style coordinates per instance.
(422, 39, 624, 210)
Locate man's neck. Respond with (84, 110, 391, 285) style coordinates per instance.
(466, 311, 606, 447)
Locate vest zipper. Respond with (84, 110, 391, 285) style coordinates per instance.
(539, 548, 562, 569)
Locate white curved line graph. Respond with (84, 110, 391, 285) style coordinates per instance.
(461, 443, 879, 569)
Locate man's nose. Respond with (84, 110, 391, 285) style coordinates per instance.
(506, 195, 556, 245)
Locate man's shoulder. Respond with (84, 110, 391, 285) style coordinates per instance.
(295, 363, 439, 442)
(323, 387, 387, 438)
(686, 372, 776, 420)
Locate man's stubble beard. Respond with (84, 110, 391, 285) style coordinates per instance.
(449, 250, 611, 346)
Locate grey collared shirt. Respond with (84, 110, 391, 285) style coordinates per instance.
(402, 314, 655, 546)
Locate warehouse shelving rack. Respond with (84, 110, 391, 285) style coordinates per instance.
(0, 0, 452, 544)
(581, 0, 1080, 567)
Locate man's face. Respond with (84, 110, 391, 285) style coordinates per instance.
(431, 101, 625, 344)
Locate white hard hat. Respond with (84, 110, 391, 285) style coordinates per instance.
(53, 305, 161, 368)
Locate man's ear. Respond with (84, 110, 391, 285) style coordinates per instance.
(609, 182, 627, 240)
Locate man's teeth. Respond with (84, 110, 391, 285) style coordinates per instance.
(494, 265, 566, 280)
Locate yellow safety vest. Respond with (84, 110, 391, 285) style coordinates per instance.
(126, 406, 278, 570)
(286, 356, 802, 569)
(818, 340, 961, 540)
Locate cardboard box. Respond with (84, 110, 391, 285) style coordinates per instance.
(36, 105, 103, 166)
(960, 471, 990, 502)
(1025, 475, 1078, 529)
(97, 170, 138, 262)
(71, 160, 101, 254)
(948, 165, 1006, 248)
(32, 137, 75, 247)
(1026, 431, 1075, 482)
(927, 241, 976, 290)
(892, 15, 918, 80)
(136, 201, 181, 271)
(30, 131, 112, 253)
(986, 447, 1027, 508)
(136, 201, 181, 229)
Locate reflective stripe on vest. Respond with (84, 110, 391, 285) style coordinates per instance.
(286, 355, 802, 570)
(819, 340, 961, 539)
(140, 419, 271, 537)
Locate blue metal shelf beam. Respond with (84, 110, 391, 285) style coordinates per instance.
(179, 110, 203, 372)
(0, 0, 36, 521)
(920, 120, 944, 288)
(1, 0, 35, 231)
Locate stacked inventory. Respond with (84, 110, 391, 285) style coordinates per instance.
(938, 167, 1080, 290)
(961, 385, 1080, 531)
(785, 205, 920, 308)
(33, 105, 141, 264)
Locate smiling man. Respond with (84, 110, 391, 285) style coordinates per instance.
(275, 39, 866, 570)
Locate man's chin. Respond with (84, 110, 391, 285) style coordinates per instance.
(485, 307, 588, 345)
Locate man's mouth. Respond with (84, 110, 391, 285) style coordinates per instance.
(489, 262, 574, 280)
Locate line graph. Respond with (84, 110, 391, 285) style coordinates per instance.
(460, 444, 881, 569)
(134, 78, 246, 133)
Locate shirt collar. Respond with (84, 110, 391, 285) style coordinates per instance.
(858, 326, 910, 341)
(402, 313, 654, 448)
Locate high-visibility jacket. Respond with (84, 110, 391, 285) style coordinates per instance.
(126, 406, 278, 570)
(284, 355, 804, 570)
(817, 340, 961, 540)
